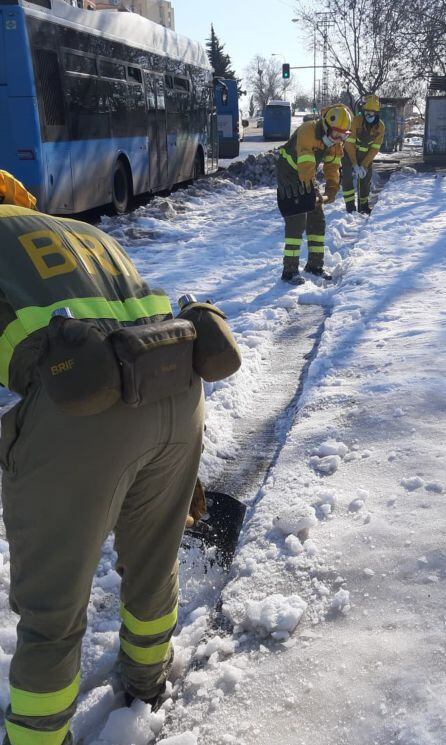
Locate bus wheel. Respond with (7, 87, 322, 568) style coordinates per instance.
(193, 150, 204, 180)
(112, 159, 131, 214)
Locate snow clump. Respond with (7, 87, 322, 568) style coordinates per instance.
(238, 593, 307, 637)
(273, 500, 317, 541)
(400, 476, 425, 491)
(330, 589, 351, 614)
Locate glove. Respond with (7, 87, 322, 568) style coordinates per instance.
(358, 165, 367, 179)
(297, 179, 313, 195)
(278, 183, 299, 200)
(323, 187, 337, 204)
(352, 164, 360, 178)
(185, 477, 207, 528)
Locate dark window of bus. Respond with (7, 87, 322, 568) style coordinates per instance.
(127, 66, 142, 83)
(174, 76, 190, 93)
(99, 59, 126, 80)
(35, 49, 65, 127)
(64, 52, 97, 76)
(65, 76, 109, 139)
(165, 75, 173, 90)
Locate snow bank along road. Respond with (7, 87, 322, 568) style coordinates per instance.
(0, 169, 445, 745)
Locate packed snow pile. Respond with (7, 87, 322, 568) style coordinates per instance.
(228, 593, 307, 638)
(221, 151, 279, 188)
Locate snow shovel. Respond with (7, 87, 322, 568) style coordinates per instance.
(184, 490, 246, 569)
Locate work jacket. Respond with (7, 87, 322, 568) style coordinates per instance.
(0, 206, 172, 394)
(278, 119, 343, 192)
(0, 170, 37, 210)
(344, 115, 385, 170)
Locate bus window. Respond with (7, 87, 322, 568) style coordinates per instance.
(174, 76, 190, 93)
(64, 51, 96, 76)
(127, 66, 142, 84)
(99, 59, 126, 80)
(165, 75, 174, 90)
(155, 78, 166, 110)
(35, 49, 66, 127)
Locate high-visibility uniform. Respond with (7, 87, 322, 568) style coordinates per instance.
(0, 206, 204, 745)
(277, 119, 342, 273)
(0, 171, 37, 210)
(342, 114, 385, 210)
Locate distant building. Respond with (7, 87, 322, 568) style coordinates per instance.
(68, 0, 175, 28)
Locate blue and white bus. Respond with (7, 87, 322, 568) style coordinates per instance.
(214, 77, 240, 159)
(263, 100, 292, 142)
(0, 0, 218, 213)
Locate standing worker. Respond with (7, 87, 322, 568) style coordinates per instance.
(0, 172, 241, 745)
(341, 94, 385, 215)
(277, 104, 352, 284)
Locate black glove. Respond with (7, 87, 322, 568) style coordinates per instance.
(297, 179, 314, 195)
(278, 182, 299, 200)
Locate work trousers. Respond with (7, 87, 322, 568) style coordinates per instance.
(0, 375, 204, 745)
(283, 203, 326, 273)
(341, 155, 373, 209)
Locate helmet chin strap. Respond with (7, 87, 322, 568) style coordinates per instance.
(322, 134, 335, 147)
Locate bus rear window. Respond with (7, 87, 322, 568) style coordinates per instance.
(35, 49, 65, 126)
(99, 59, 126, 80)
(64, 52, 96, 76)
(127, 66, 142, 83)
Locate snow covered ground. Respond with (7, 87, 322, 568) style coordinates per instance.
(0, 166, 445, 745)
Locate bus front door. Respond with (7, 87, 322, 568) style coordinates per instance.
(144, 72, 168, 191)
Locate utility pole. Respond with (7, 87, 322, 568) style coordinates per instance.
(315, 11, 334, 108)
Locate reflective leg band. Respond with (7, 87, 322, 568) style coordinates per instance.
(343, 189, 356, 203)
(6, 721, 70, 745)
(359, 197, 369, 204)
(10, 673, 80, 717)
(120, 639, 171, 666)
(120, 603, 178, 637)
(307, 246, 325, 254)
(307, 235, 325, 243)
(284, 249, 300, 257)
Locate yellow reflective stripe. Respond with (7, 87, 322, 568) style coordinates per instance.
(344, 195, 356, 203)
(10, 674, 80, 717)
(346, 136, 356, 144)
(120, 603, 178, 637)
(284, 249, 300, 257)
(323, 156, 341, 165)
(5, 721, 70, 745)
(296, 154, 316, 164)
(371, 143, 380, 149)
(279, 148, 299, 171)
(284, 238, 302, 246)
(0, 293, 172, 387)
(343, 189, 355, 197)
(308, 246, 325, 254)
(357, 146, 368, 152)
(307, 235, 325, 243)
(359, 197, 369, 204)
(0, 205, 38, 219)
(120, 639, 171, 665)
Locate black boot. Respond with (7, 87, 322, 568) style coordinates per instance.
(346, 202, 357, 214)
(304, 264, 332, 281)
(281, 269, 305, 285)
(124, 683, 166, 712)
(359, 201, 372, 215)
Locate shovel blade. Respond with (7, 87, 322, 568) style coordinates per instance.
(185, 491, 246, 569)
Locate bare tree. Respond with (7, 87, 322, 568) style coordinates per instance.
(402, 0, 446, 77)
(245, 56, 294, 111)
(294, 0, 410, 97)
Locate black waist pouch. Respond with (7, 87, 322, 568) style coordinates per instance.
(110, 318, 196, 407)
(277, 186, 316, 217)
(39, 316, 122, 416)
(177, 303, 242, 382)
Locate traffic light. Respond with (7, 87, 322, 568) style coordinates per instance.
(282, 63, 290, 79)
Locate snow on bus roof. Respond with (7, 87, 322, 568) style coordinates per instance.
(267, 100, 291, 107)
(22, 0, 212, 70)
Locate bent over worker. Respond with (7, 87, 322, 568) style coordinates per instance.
(276, 104, 352, 284)
(341, 94, 385, 215)
(0, 174, 205, 745)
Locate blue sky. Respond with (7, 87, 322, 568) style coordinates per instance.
(174, 0, 317, 95)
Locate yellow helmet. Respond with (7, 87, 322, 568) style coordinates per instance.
(362, 94, 380, 113)
(321, 104, 352, 140)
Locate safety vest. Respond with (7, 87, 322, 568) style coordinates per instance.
(278, 120, 343, 189)
(0, 206, 172, 391)
(344, 115, 385, 169)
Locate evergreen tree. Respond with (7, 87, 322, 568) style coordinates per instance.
(249, 95, 255, 117)
(206, 24, 237, 79)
